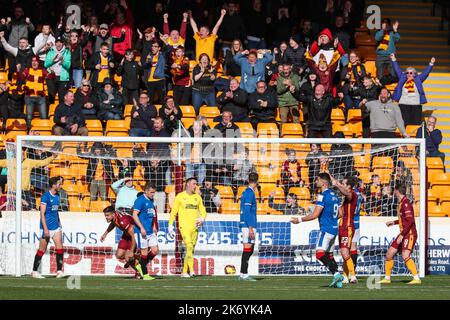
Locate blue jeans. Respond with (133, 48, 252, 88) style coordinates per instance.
(185, 163, 206, 185)
(103, 112, 122, 121)
(192, 90, 216, 115)
(72, 68, 83, 88)
(343, 94, 360, 118)
(129, 128, 151, 137)
(247, 38, 267, 50)
(25, 96, 47, 126)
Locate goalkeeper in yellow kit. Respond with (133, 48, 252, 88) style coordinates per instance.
(168, 177, 207, 278)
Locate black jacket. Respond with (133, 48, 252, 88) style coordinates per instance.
(54, 102, 86, 128)
(285, 46, 307, 74)
(96, 88, 124, 120)
(130, 104, 158, 130)
(159, 106, 183, 134)
(218, 14, 246, 42)
(116, 60, 143, 90)
(217, 88, 248, 120)
(248, 89, 277, 121)
(69, 31, 91, 69)
(74, 88, 98, 117)
(143, 160, 171, 192)
(224, 51, 242, 77)
(300, 93, 341, 130)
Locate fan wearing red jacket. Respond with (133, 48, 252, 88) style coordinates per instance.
(378, 184, 421, 285)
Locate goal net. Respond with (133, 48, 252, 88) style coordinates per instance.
(0, 134, 426, 277)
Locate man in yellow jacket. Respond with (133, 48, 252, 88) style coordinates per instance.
(0, 149, 56, 210)
(168, 177, 207, 278)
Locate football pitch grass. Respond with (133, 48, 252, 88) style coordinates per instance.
(1, 275, 450, 300)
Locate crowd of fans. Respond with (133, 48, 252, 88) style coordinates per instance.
(0, 0, 445, 217)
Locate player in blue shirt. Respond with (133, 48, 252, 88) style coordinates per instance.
(132, 182, 159, 281)
(290, 172, 344, 288)
(32, 176, 64, 279)
(239, 172, 258, 281)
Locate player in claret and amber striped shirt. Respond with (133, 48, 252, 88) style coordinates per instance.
(378, 184, 421, 285)
(331, 176, 358, 284)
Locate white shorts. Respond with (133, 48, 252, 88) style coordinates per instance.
(316, 231, 337, 252)
(40, 227, 62, 239)
(241, 227, 256, 245)
(352, 228, 360, 244)
(135, 233, 158, 249)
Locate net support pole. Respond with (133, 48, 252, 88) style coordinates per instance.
(15, 137, 23, 277)
(419, 139, 426, 278)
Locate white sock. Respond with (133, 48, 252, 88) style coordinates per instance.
(385, 276, 391, 280)
(240, 273, 248, 278)
(413, 275, 420, 280)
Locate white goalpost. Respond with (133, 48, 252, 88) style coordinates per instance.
(1, 135, 426, 278)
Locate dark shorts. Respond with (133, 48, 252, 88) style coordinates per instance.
(339, 226, 354, 249)
(390, 233, 417, 252)
(118, 234, 132, 250)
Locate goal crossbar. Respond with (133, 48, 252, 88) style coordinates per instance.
(13, 135, 427, 278)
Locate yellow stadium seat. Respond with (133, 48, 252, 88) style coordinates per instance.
(428, 204, 448, 217)
(30, 119, 53, 131)
(332, 124, 354, 138)
(430, 173, 450, 187)
(373, 169, 392, 184)
(348, 122, 363, 137)
(50, 167, 73, 179)
(372, 156, 394, 170)
(331, 109, 345, 126)
(105, 120, 129, 135)
(358, 168, 372, 184)
(116, 149, 133, 159)
(281, 123, 303, 138)
(69, 198, 87, 212)
(63, 183, 81, 197)
(181, 118, 195, 129)
(257, 123, 279, 137)
(289, 187, 310, 200)
(220, 202, 240, 214)
(256, 202, 274, 215)
(364, 60, 376, 78)
(48, 104, 58, 118)
(199, 106, 220, 119)
(260, 184, 284, 201)
(89, 201, 111, 213)
(215, 186, 234, 202)
(85, 119, 103, 133)
(428, 188, 439, 203)
(180, 105, 196, 118)
(235, 122, 255, 138)
(124, 104, 133, 119)
(258, 166, 281, 184)
(347, 109, 362, 123)
(399, 157, 418, 170)
(406, 125, 420, 137)
(6, 118, 27, 131)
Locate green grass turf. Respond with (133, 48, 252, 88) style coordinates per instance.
(1, 276, 450, 300)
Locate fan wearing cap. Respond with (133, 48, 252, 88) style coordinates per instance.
(86, 42, 115, 90)
(92, 23, 125, 53)
(18, 56, 49, 129)
(136, 27, 157, 64)
(44, 37, 71, 104)
(305, 39, 341, 94)
(96, 78, 124, 121)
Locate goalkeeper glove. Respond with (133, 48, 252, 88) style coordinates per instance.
(168, 225, 175, 238)
(195, 217, 205, 228)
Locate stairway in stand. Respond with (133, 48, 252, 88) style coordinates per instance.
(367, 0, 450, 171)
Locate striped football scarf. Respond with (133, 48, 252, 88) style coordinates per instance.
(377, 31, 390, 51)
(404, 78, 415, 93)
